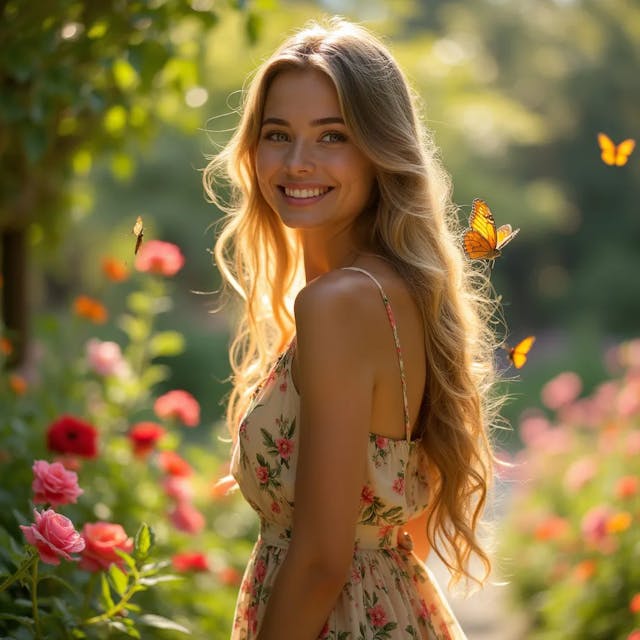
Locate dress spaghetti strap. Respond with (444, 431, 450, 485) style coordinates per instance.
(341, 266, 412, 443)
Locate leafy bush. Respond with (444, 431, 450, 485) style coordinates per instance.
(0, 239, 255, 639)
(500, 340, 640, 640)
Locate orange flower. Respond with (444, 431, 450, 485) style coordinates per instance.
(616, 476, 639, 499)
(534, 515, 570, 541)
(607, 511, 632, 534)
(73, 295, 108, 324)
(572, 559, 596, 582)
(9, 374, 27, 395)
(631, 593, 640, 614)
(101, 257, 129, 282)
(0, 337, 12, 356)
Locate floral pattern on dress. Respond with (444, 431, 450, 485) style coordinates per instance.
(229, 336, 466, 640)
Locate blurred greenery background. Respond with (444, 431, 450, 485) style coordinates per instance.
(3, 0, 638, 449)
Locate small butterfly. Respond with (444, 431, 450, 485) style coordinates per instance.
(505, 335, 536, 369)
(132, 216, 144, 255)
(597, 132, 635, 166)
(463, 198, 520, 262)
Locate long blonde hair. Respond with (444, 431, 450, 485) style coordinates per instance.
(203, 17, 502, 587)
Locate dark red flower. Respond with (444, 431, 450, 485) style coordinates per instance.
(128, 422, 166, 457)
(172, 551, 209, 572)
(47, 415, 98, 458)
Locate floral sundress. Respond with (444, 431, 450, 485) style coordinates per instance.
(230, 267, 467, 639)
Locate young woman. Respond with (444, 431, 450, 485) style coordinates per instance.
(204, 17, 501, 640)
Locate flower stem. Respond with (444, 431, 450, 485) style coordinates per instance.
(31, 558, 42, 640)
(0, 550, 37, 593)
(82, 574, 140, 626)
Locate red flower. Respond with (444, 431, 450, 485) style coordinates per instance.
(20, 509, 85, 566)
(154, 390, 200, 427)
(79, 522, 134, 572)
(135, 240, 185, 277)
(218, 565, 242, 586)
(128, 422, 166, 457)
(47, 415, 98, 458)
(32, 460, 83, 507)
(158, 450, 192, 477)
(361, 485, 375, 505)
(172, 551, 209, 572)
(630, 593, 640, 614)
(169, 501, 205, 534)
(164, 476, 194, 502)
(615, 475, 639, 499)
(255, 465, 269, 485)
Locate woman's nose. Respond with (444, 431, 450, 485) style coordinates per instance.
(284, 140, 314, 174)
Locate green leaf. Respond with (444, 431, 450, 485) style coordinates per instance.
(39, 573, 79, 595)
(138, 614, 191, 634)
(134, 523, 154, 561)
(148, 331, 185, 357)
(127, 291, 154, 315)
(108, 564, 128, 596)
(114, 547, 136, 571)
(100, 573, 115, 611)
(118, 314, 151, 342)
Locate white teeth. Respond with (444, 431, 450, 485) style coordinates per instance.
(283, 186, 329, 199)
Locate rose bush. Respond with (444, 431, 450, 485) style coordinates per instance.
(501, 339, 640, 639)
(0, 239, 253, 638)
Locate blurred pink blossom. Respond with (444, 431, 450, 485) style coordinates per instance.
(135, 240, 185, 277)
(541, 371, 582, 411)
(581, 505, 614, 550)
(617, 376, 640, 418)
(86, 338, 129, 377)
(32, 460, 83, 507)
(154, 390, 200, 427)
(564, 457, 597, 493)
(520, 414, 552, 448)
(163, 476, 194, 502)
(169, 501, 205, 534)
(20, 509, 85, 565)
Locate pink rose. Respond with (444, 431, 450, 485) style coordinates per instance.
(375, 435, 388, 450)
(361, 485, 375, 505)
(392, 476, 405, 496)
(154, 390, 200, 427)
(256, 466, 269, 484)
(79, 522, 134, 572)
(32, 460, 83, 507)
(135, 240, 185, 277)
(276, 438, 294, 460)
(20, 509, 85, 565)
(85, 338, 129, 377)
(169, 502, 205, 534)
(367, 603, 388, 628)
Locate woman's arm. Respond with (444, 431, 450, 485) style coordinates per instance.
(256, 276, 374, 640)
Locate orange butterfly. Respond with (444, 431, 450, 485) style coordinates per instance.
(463, 198, 520, 262)
(597, 133, 635, 166)
(505, 336, 535, 369)
(132, 216, 144, 255)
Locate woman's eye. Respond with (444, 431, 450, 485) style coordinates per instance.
(265, 131, 288, 142)
(321, 131, 347, 143)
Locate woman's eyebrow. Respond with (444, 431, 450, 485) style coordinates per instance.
(261, 116, 345, 127)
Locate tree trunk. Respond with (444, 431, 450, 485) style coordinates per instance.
(1, 228, 28, 367)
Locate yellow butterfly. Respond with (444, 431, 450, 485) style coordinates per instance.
(132, 216, 144, 255)
(463, 198, 520, 261)
(506, 336, 536, 369)
(597, 132, 635, 166)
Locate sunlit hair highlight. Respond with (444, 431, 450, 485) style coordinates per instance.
(203, 16, 502, 589)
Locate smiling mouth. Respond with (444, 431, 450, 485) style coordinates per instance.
(280, 186, 333, 199)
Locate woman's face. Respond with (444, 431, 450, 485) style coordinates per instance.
(255, 68, 376, 234)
